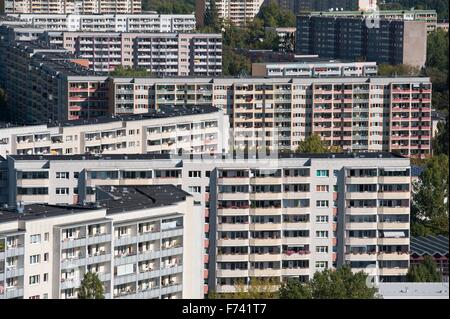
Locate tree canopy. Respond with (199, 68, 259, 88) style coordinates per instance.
(208, 278, 278, 299)
(380, 0, 449, 20)
(411, 154, 449, 236)
(407, 256, 443, 282)
(110, 65, 152, 77)
(296, 134, 344, 153)
(278, 266, 377, 299)
(142, 0, 195, 14)
(78, 272, 105, 299)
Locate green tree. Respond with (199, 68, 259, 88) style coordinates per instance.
(433, 115, 449, 155)
(378, 64, 421, 76)
(142, 0, 195, 14)
(411, 154, 449, 236)
(231, 278, 278, 299)
(407, 256, 442, 282)
(110, 65, 152, 77)
(204, 0, 221, 31)
(278, 266, 377, 299)
(380, 1, 449, 20)
(222, 47, 251, 76)
(278, 278, 312, 299)
(78, 272, 105, 299)
(296, 134, 344, 153)
(257, 1, 296, 27)
(297, 134, 328, 153)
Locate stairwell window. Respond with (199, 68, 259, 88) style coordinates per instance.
(316, 200, 329, 208)
(316, 231, 329, 238)
(316, 170, 329, 177)
(29, 275, 40, 285)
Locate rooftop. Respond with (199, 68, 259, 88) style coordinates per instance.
(411, 235, 449, 257)
(378, 282, 449, 299)
(0, 204, 101, 222)
(47, 105, 221, 128)
(307, 9, 437, 16)
(7, 152, 407, 162)
(96, 185, 191, 214)
(0, 185, 190, 223)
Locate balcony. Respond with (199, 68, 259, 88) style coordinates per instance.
(217, 223, 250, 232)
(216, 269, 248, 277)
(216, 254, 249, 262)
(346, 222, 377, 230)
(217, 239, 249, 247)
(282, 268, 310, 276)
(249, 268, 281, 277)
(61, 237, 87, 249)
(345, 237, 378, 245)
(249, 223, 282, 231)
(218, 208, 250, 216)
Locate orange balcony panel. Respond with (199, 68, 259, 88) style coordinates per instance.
(204, 254, 209, 264)
(332, 252, 337, 261)
(204, 239, 209, 248)
(332, 238, 337, 246)
(333, 223, 337, 231)
(204, 208, 209, 217)
(333, 192, 338, 200)
(204, 193, 210, 201)
(333, 208, 338, 216)
(204, 223, 210, 233)
(204, 285, 209, 294)
(204, 269, 209, 278)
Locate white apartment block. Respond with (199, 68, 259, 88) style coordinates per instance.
(1, 0, 142, 14)
(42, 31, 222, 75)
(0, 184, 203, 299)
(252, 61, 378, 77)
(197, 0, 265, 26)
(0, 152, 411, 293)
(6, 13, 196, 33)
(0, 106, 229, 158)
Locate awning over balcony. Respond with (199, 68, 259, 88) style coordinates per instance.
(383, 231, 406, 238)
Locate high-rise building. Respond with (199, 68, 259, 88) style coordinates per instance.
(296, 14, 428, 68)
(6, 13, 197, 33)
(0, 184, 203, 299)
(0, 152, 412, 294)
(41, 31, 222, 74)
(1, 0, 142, 14)
(268, 0, 378, 13)
(196, 0, 265, 27)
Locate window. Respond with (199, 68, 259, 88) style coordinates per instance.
(43, 293, 48, 299)
(333, 170, 339, 177)
(316, 170, 329, 177)
(29, 275, 40, 285)
(316, 231, 328, 238)
(316, 246, 329, 253)
(30, 234, 41, 244)
(316, 185, 329, 192)
(44, 232, 49, 241)
(56, 172, 69, 179)
(205, 171, 211, 177)
(189, 171, 201, 178)
(316, 200, 329, 208)
(188, 186, 201, 193)
(56, 188, 69, 195)
(316, 261, 328, 269)
(316, 216, 329, 223)
(43, 273, 48, 282)
(30, 254, 40, 265)
(29, 295, 40, 299)
(44, 253, 49, 262)
(73, 172, 79, 178)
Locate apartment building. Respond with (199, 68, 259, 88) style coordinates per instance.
(1, 0, 142, 14)
(296, 14, 428, 68)
(7, 13, 196, 33)
(307, 9, 438, 33)
(110, 76, 432, 158)
(41, 31, 222, 74)
(196, 0, 265, 27)
(269, 0, 377, 13)
(0, 184, 203, 299)
(0, 41, 109, 124)
(0, 105, 229, 158)
(0, 152, 412, 292)
(251, 61, 378, 77)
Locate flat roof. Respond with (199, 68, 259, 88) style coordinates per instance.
(96, 185, 191, 214)
(8, 154, 173, 161)
(0, 204, 102, 222)
(48, 105, 221, 128)
(411, 235, 449, 257)
(0, 185, 190, 223)
(7, 152, 406, 162)
(378, 282, 449, 299)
